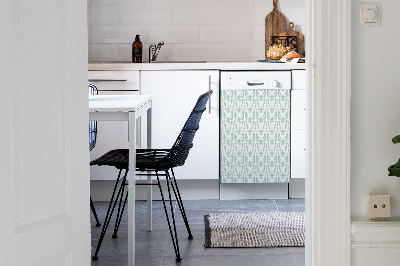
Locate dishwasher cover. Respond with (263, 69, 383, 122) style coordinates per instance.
(220, 89, 290, 183)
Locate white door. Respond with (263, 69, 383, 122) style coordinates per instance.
(0, 0, 90, 265)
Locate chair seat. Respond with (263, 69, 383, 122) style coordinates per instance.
(90, 148, 172, 171)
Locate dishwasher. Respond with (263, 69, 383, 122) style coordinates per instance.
(220, 71, 291, 183)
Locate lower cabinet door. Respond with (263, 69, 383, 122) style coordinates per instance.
(291, 129, 306, 179)
(141, 70, 219, 180)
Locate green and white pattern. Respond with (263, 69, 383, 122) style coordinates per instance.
(220, 89, 290, 183)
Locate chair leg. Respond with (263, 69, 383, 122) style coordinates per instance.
(112, 178, 128, 239)
(168, 169, 193, 239)
(156, 171, 182, 262)
(92, 169, 128, 261)
(90, 196, 101, 227)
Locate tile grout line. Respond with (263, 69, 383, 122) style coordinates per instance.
(273, 199, 279, 212)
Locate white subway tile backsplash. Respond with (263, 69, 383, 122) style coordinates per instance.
(173, 44, 226, 61)
(252, 26, 265, 44)
(199, 0, 228, 8)
(173, 8, 226, 26)
(88, 0, 305, 62)
(200, 0, 253, 9)
(224, 0, 253, 8)
(91, 26, 146, 44)
(146, 0, 199, 9)
(227, 43, 264, 61)
(118, 44, 132, 61)
(119, 8, 173, 26)
(91, 44, 119, 61)
(91, 0, 146, 8)
(253, 0, 270, 9)
(280, 1, 306, 25)
(147, 26, 199, 44)
(91, 7, 118, 26)
(227, 8, 266, 26)
(200, 26, 252, 44)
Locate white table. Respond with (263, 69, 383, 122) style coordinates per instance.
(89, 94, 152, 266)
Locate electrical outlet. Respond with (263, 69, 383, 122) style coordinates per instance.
(368, 194, 391, 219)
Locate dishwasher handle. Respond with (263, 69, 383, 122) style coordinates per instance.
(247, 81, 265, 86)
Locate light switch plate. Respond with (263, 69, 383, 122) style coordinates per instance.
(359, 3, 381, 27)
(368, 194, 391, 219)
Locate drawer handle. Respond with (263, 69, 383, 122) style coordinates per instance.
(88, 79, 127, 82)
(247, 81, 264, 86)
(208, 75, 212, 114)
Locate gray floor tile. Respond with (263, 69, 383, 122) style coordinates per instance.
(91, 199, 305, 266)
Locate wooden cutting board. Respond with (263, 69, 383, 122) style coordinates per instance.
(265, 0, 286, 59)
(280, 22, 304, 52)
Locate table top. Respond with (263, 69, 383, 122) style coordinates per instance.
(89, 95, 152, 112)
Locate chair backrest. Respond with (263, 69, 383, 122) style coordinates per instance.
(163, 90, 213, 169)
(89, 84, 98, 151)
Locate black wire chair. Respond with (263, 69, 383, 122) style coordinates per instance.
(89, 84, 101, 227)
(90, 90, 213, 262)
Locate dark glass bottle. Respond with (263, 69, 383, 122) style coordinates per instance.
(132, 35, 142, 63)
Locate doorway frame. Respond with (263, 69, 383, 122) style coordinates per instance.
(306, 0, 351, 265)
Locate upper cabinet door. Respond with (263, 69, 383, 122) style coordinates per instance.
(0, 0, 90, 265)
(141, 70, 220, 180)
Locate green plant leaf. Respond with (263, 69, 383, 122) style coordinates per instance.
(392, 135, 400, 144)
(388, 159, 400, 177)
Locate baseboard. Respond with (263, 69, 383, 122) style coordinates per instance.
(351, 219, 400, 266)
(90, 179, 220, 201)
(91, 179, 305, 201)
(289, 178, 305, 198)
(219, 183, 289, 200)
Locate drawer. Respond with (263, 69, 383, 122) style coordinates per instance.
(292, 70, 306, 90)
(291, 90, 306, 130)
(88, 71, 140, 91)
(291, 129, 306, 179)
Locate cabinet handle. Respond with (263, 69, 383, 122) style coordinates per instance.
(247, 81, 264, 86)
(208, 75, 212, 114)
(88, 79, 127, 82)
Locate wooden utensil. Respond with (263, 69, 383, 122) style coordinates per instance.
(265, 0, 287, 59)
(279, 22, 304, 52)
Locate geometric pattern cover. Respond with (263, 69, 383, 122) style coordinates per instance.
(204, 212, 305, 248)
(220, 89, 290, 183)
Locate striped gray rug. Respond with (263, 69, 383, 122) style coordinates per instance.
(204, 212, 305, 248)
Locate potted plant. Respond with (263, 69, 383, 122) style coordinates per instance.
(388, 135, 400, 176)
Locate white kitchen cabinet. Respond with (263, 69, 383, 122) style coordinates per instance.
(291, 70, 306, 179)
(291, 130, 306, 179)
(292, 70, 306, 90)
(291, 90, 306, 130)
(141, 70, 219, 180)
(88, 71, 141, 180)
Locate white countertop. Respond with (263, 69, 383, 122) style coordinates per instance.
(89, 62, 306, 71)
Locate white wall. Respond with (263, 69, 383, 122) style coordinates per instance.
(351, 0, 400, 220)
(87, 0, 305, 62)
(351, 1, 400, 264)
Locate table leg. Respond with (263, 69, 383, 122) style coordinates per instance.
(147, 105, 152, 232)
(128, 112, 136, 266)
